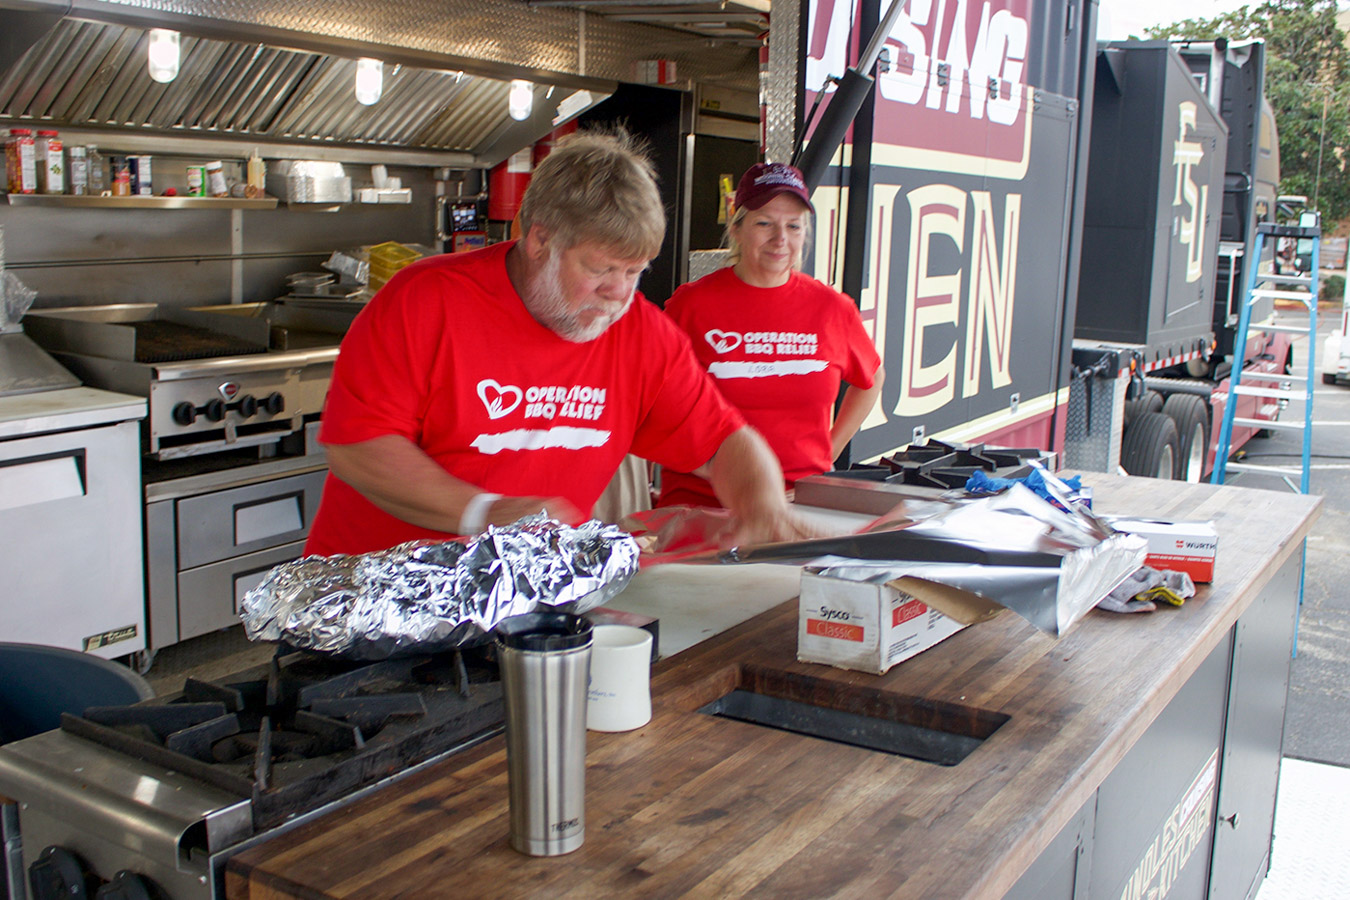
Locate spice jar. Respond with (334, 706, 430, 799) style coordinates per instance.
(6, 128, 37, 194)
(87, 145, 105, 194)
(35, 130, 64, 194)
(68, 145, 88, 195)
(205, 160, 228, 198)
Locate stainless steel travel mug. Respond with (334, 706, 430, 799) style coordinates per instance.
(495, 612, 593, 856)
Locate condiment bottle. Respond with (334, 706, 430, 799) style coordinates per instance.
(35, 130, 64, 194)
(205, 160, 228, 198)
(68, 145, 88, 195)
(110, 157, 132, 197)
(246, 149, 266, 199)
(6, 129, 37, 194)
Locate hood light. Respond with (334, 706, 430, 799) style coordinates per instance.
(508, 80, 533, 121)
(355, 58, 384, 105)
(147, 29, 180, 84)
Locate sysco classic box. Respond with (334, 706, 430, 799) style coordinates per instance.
(797, 571, 971, 675)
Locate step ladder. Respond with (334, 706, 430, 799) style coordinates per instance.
(1210, 216, 1320, 493)
(1210, 215, 1320, 658)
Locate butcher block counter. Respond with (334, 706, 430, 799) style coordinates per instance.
(225, 475, 1320, 900)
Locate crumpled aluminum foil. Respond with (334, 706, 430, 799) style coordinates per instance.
(240, 515, 640, 659)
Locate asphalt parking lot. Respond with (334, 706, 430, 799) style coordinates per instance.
(1220, 305, 1350, 767)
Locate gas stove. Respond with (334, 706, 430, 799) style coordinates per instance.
(0, 646, 505, 899)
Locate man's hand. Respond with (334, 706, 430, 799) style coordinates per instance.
(702, 426, 827, 548)
(486, 495, 585, 529)
(725, 499, 822, 548)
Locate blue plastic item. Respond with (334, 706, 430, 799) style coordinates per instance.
(965, 468, 1083, 501)
(0, 643, 154, 744)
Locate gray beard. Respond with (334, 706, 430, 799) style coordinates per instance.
(521, 247, 633, 343)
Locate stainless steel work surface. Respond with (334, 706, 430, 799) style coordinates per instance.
(0, 386, 145, 438)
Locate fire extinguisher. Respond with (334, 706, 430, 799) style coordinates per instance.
(532, 120, 578, 167)
(488, 147, 532, 223)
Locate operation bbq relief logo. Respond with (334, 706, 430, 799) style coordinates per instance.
(470, 378, 609, 454)
(702, 329, 828, 379)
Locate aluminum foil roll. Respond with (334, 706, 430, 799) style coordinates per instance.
(240, 515, 640, 659)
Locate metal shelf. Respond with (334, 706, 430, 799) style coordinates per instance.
(5, 193, 277, 210)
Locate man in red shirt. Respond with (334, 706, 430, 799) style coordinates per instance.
(306, 131, 810, 556)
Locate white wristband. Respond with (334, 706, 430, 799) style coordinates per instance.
(458, 492, 502, 535)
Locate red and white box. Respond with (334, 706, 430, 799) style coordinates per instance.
(634, 59, 678, 85)
(797, 570, 972, 675)
(1106, 518, 1218, 583)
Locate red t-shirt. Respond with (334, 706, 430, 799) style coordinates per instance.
(306, 241, 744, 555)
(658, 267, 880, 507)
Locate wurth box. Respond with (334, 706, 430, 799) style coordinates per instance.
(798, 570, 997, 675)
(1106, 518, 1218, 583)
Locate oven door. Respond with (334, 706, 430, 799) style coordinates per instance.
(0, 419, 145, 658)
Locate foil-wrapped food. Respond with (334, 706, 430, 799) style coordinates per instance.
(240, 515, 640, 659)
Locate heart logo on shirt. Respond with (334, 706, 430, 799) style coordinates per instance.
(477, 378, 523, 419)
(705, 329, 743, 354)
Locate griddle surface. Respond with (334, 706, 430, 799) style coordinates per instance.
(132, 321, 267, 362)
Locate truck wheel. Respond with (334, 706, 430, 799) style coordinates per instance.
(1123, 390, 1163, 427)
(1324, 373, 1337, 385)
(1162, 394, 1210, 482)
(1122, 412, 1180, 479)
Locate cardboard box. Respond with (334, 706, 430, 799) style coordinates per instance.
(1106, 518, 1217, 582)
(798, 571, 989, 675)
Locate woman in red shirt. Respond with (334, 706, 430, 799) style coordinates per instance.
(658, 162, 884, 508)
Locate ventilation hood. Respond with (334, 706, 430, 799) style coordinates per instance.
(0, 0, 760, 168)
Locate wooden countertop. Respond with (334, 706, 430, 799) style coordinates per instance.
(225, 475, 1320, 900)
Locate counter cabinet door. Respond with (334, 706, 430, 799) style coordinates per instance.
(1207, 549, 1302, 900)
(0, 419, 145, 658)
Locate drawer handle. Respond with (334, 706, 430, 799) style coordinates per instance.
(0, 451, 85, 511)
(234, 492, 304, 544)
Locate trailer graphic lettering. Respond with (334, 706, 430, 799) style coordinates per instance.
(1173, 101, 1208, 284)
(809, 0, 1033, 178)
(804, 0, 1067, 458)
(1117, 751, 1217, 900)
(877, 0, 1027, 126)
(890, 185, 1021, 417)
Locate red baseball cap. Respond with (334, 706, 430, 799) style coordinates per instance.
(735, 162, 814, 214)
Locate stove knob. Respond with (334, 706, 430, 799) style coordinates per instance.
(204, 399, 226, 422)
(94, 871, 156, 900)
(29, 845, 96, 899)
(171, 402, 197, 426)
(262, 392, 285, 416)
(238, 394, 258, 418)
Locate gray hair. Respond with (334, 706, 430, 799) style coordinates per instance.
(518, 130, 664, 260)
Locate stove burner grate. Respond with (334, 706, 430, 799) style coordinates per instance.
(835, 440, 1053, 489)
(60, 648, 503, 828)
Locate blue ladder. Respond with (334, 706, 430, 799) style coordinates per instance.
(1210, 216, 1319, 493)
(1210, 214, 1320, 658)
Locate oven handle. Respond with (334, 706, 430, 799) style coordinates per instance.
(150, 348, 338, 381)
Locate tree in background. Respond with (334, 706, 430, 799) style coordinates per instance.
(1146, 0, 1350, 221)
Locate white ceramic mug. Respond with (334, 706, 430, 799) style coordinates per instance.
(586, 624, 653, 732)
